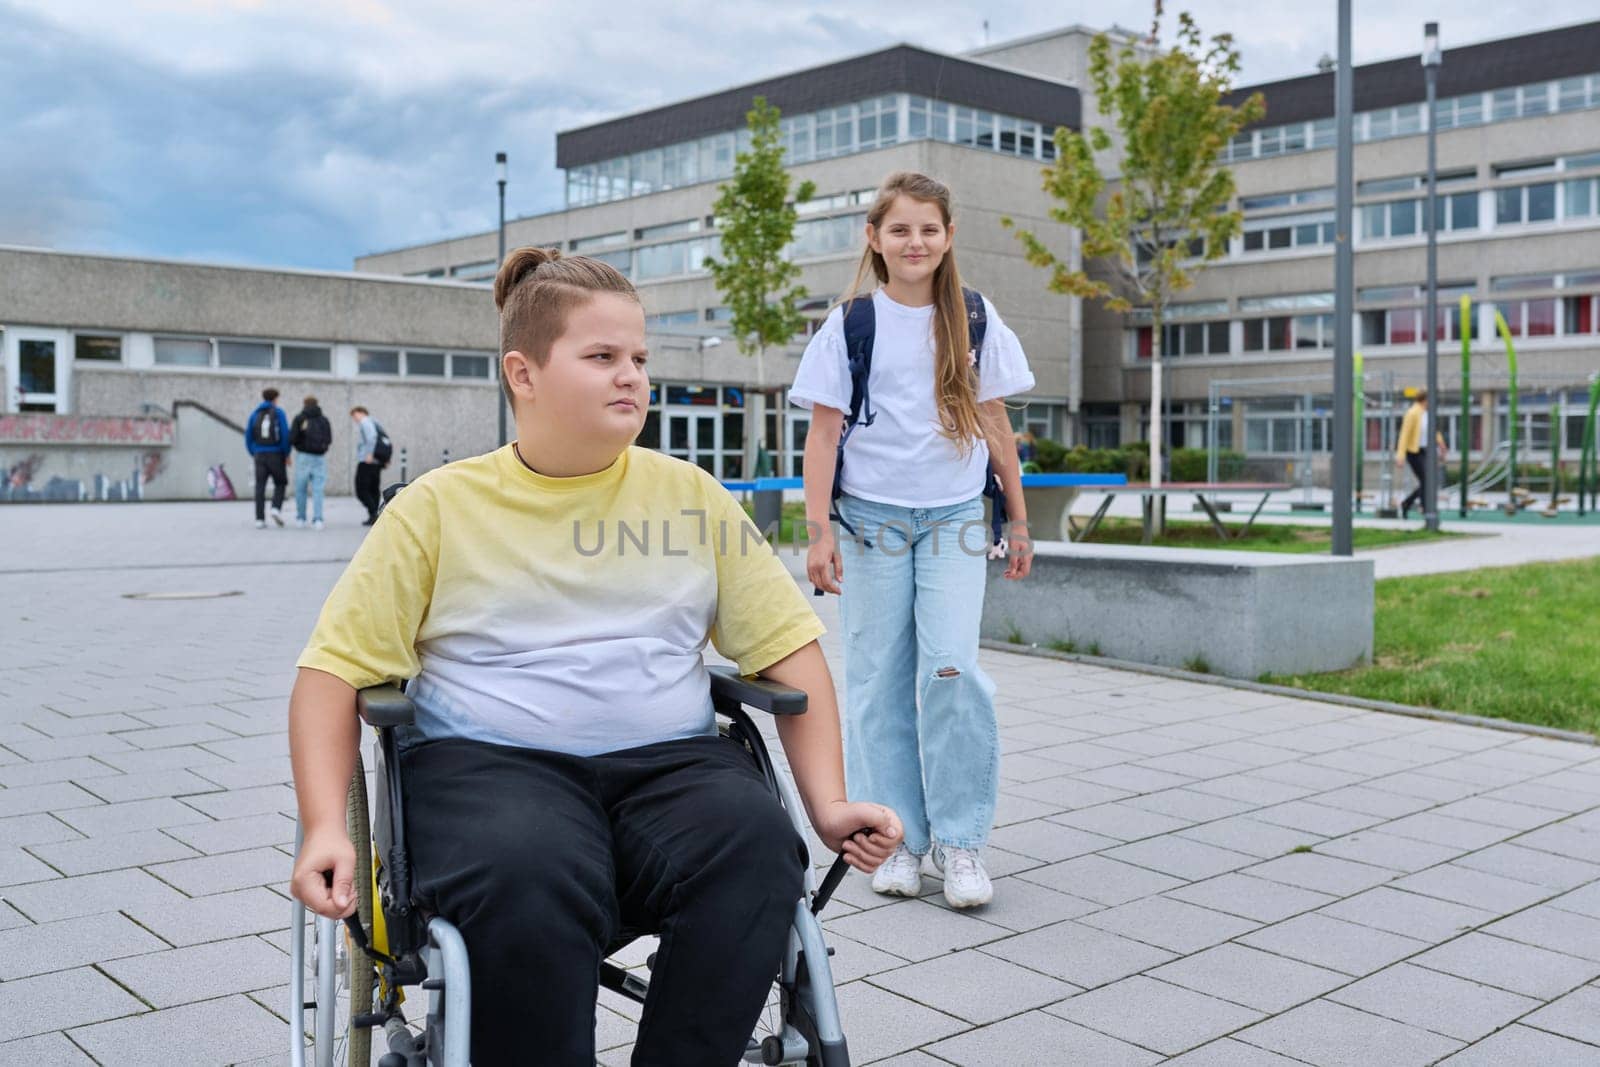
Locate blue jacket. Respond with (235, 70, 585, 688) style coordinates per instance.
(244, 403, 291, 455)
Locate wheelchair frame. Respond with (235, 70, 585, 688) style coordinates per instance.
(289, 666, 854, 1067)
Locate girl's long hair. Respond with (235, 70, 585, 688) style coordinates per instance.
(839, 172, 983, 453)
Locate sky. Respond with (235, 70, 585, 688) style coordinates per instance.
(2, 1, 1596, 271)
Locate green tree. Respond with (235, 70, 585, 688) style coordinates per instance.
(703, 95, 815, 479)
(1004, 7, 1263, 529)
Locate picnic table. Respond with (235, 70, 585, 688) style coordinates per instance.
(1068, 482, 1294, 544)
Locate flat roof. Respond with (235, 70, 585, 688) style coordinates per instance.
(555, 43, 1080, 169)
(0, 244, 486, 290)
(1229, 18, 1600, 127)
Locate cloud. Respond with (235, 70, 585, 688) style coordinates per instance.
(2, 0, 1597, 269)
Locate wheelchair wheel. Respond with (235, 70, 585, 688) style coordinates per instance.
(747, 957, 825, 1066)
(310, 756, 376, 1067)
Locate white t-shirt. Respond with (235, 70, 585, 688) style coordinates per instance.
(789, 289, 1037, 508)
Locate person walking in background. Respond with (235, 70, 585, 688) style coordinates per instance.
(1396, 387, 1447, 522)
(350, 405, 382, 525)
(289, 395, 333, 530)
(794, 171, 1036, 909)
(245, 387, 291, 528)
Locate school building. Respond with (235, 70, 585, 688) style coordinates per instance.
(4, 19, 1598, 499)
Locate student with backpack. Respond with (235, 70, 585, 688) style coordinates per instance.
(349, 405, 390, 525)
(245, 387, 292, 528)
(289, 395, 333, 529)
(791, 171, 1036, 908)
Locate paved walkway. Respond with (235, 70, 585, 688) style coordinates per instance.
(6, 500, 1600, 1064)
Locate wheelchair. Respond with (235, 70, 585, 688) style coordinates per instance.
(289, 667, 856, 1066)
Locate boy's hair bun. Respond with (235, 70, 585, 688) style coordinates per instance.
(494, 246, 562, 310)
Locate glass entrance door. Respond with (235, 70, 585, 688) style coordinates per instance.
(666, 410, 719, 475)
(785, 413, 811, 476)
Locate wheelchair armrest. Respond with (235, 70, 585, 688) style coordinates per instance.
(709, 666, 807, 716)
(357, 684, 415, 728)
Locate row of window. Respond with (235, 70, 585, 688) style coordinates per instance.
(1144, 397, 1595, 457)
(564, 92, 1059, 207)
(1224, 71, 1600, 164)
(1134, 293, 1600, 359)
(66, 332, 494, 379)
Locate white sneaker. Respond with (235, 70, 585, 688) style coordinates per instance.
(870, 844, 924, 897)
(254, 519, 267, 529)
(933, 845, 993, 908)
(270, 509, 285, 527)
(312, 519, 324, 531)
(293, 516, 307, 528)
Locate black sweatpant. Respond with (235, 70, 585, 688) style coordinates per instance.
(1401, 448, 1430, 515)
(402, 733, 807, 1067)
(252, 452, 286, 520)
(354, 461, 382, 519)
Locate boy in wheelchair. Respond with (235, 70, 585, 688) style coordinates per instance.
(289, 247, 901, 1066)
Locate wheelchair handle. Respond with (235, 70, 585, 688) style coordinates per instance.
(811, 830, 867, 916)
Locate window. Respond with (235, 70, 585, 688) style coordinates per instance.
(281, 345, 332, 372)
(452, 353, 492, 379)
(571, 232, 627, 253)
(1497, 182, 1557, 225)
(154, 337, 212, 366)
(74, 335, 121, 362)
(450, 261, 496, 282)
(1568, 175, 1600, 217)
(646, 310, 700, 331)
(636, 218, 701, 241)
(634, 235, 719, 279)
(1564, 295, 1597, 335)
(217, 341, 274, 368)
(407, 351, 446, 377)
(1242, 212, 1333, 253)
(1242, 317, 1291, 351)
(359, 348, 400, 375)
(1133, 318, 1229, 359)
(790, 214, 863, 259)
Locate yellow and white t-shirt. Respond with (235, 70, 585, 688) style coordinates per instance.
(297, 445, 824, 756)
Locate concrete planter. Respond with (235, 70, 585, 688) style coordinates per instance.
(982, 542, 1374, 679)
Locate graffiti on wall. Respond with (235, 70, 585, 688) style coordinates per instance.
(0, 414, 175, 445)
(1, 449, 169, 502)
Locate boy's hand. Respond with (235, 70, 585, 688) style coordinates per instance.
(291, 826, 358, 919)
(814, 800, 902, 874)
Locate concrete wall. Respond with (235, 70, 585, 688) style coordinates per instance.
(0, 247, 497, 350)
(75, 367, 499, 495)
(981, 542, 1375, 678)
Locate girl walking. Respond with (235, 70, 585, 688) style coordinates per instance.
(791, 172, 1035, 907)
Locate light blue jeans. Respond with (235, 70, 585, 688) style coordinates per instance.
(293, 452, 327, 523)
(837, 493, 998, 854)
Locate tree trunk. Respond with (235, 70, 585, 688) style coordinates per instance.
(743, 346, 768, 481)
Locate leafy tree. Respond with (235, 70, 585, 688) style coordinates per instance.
(1004, 6, 1264, 529)
(703, 96, 815, 478)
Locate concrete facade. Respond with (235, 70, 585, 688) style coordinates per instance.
(361, 19, 1600, 482)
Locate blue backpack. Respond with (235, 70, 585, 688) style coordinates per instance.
(830, 287, 1008, 550)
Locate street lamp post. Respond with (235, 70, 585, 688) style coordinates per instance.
(1422, 23, 1442, 532)
(1331, 0, 1354, 556)
(496, 151, 508, 446)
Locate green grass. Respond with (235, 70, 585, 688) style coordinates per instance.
(1266, 557, 1600, 734)
(1079, 517, 1456, 554)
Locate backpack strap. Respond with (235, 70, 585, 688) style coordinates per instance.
(963, 289, 1008, 551)
(829, 295, 878, 545)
